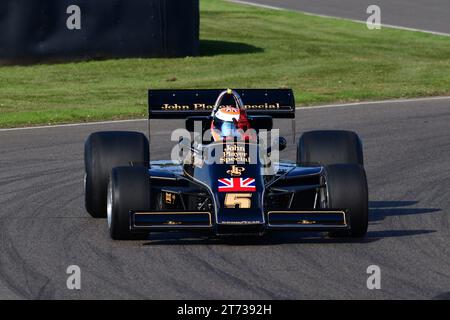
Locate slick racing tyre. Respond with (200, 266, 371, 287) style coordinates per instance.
(84, 131, 149, 218)
(108, 166, 151, 240)
(297, 130, 364, 166)
(325, 164, 369, 238)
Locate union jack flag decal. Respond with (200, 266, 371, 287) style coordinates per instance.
(218, 178, 256, 192)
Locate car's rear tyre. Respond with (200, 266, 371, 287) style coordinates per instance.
(84, 131, 149, 218)
(297, 130, 364, 166)
(325, 164, 368, 238)
(108, 166, 151, 240)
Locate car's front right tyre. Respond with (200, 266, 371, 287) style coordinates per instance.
(108, 166, 151, 240)
(84, 131, 149, 218)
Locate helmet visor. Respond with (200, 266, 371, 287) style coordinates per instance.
(220, 121, 240, 138)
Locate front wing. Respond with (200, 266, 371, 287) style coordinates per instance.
(128, 161, 350, 235)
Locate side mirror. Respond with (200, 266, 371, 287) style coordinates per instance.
(266, 136, 287, 155)
(278, 137, 287, 151)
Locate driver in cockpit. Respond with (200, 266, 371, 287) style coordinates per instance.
(210, 105, 256, 142)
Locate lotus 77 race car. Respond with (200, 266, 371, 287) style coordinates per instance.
(84, 89, 368, 240)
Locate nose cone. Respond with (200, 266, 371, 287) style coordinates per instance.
(209, 163, 265, 227)
(189, 142, 266, 229)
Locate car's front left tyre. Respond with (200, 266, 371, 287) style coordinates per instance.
(108, 166, 151, 240)
(325, 164, 369, 238)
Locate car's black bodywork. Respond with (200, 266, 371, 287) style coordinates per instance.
(85, 89, 368, 240)
(139, 158, 346, 236)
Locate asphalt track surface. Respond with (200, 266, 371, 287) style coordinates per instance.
(239, 0, 450, 35)
(0, 98, 449, 299)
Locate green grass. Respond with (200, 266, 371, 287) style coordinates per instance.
(1, 0, 450, 127)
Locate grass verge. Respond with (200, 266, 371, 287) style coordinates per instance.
(1, 0, 450, 127)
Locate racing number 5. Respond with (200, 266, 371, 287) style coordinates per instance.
(224, 193, 252, 209)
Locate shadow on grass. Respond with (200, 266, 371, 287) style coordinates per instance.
(200, 39, 264, 56)
(0, 40, 264, 66)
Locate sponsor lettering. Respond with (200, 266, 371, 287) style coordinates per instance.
(220, 144, 251, 164)
(162, 103, 191, 110)
(161, 103, 281, 111)
(227, 165, 245, 177)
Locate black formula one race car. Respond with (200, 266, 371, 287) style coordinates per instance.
(84, 89, 368, 240)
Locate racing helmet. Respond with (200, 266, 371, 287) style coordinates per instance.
(210, 89, 253, 142)
(212, 106, 242, 140)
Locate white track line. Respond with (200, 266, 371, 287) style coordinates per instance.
(0, 118, 147, 132)
(228, 0, 284, 11)
(1, 96, 449, 132)
(295, 96, 450, 110)
(228, 0, 450, 37)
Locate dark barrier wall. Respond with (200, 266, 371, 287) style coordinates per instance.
(0, 0, 199, 63)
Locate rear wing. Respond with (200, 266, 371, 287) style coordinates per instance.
(148, 89, 296, 119)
